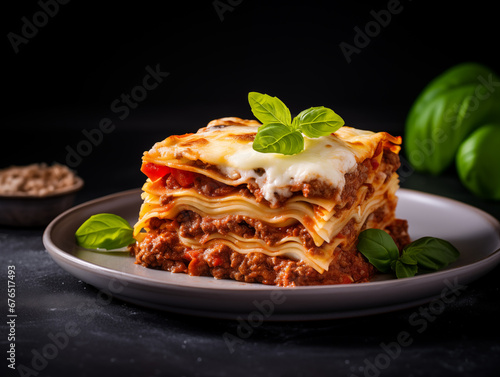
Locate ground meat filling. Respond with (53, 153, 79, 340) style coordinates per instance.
(176, 210, 316, 249)
(193, 174, 243, 197)
(130, 216, 410, 287)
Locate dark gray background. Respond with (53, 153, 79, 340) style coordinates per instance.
(2, 0, 499, 179)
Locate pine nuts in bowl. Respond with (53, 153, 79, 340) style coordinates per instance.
(0, 163, 84, 227)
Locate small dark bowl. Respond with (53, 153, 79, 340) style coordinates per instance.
(0, 177, 84, 227)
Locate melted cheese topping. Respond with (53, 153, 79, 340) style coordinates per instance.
(143, 117, 401, 205)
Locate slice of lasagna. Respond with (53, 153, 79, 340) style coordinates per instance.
(129, 117, 410, 286)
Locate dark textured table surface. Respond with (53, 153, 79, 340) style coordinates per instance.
(2, 119, 500, 377)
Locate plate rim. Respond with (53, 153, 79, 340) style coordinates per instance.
(42, 188, 500, 318)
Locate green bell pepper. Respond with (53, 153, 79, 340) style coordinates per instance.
(456, 124, 500, 200)
(405, 62, 500, 175)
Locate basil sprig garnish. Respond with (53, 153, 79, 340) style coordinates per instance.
(249, 92, 345, 155)
(75, 213, 135, 251)
(357, 229, 460, 279)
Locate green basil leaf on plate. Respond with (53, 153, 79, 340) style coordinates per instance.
(403, 237, 460, 271)
(356, 229, 400, 273)
(75, 213, 135, 251)
(393, 260, 419, 279)
(358, 229, 460, 279)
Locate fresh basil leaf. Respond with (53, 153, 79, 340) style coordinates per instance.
(357, 229, 400, 273)
(292, 106, 345, 138)
(252, 123, 304, 155)
(248, 92, 346, 155)
(75, 213, 135, 250)
(358, 232, 459, 279)
(403, 237, 460, 271)
(399, 252, 418, 265)
(393, 260, 418, 279)
(248, 92, 292, 127)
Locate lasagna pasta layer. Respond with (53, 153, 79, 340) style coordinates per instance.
(130, 117, 410, 286)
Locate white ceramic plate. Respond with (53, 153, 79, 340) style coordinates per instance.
(43, 188, 500, 320)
